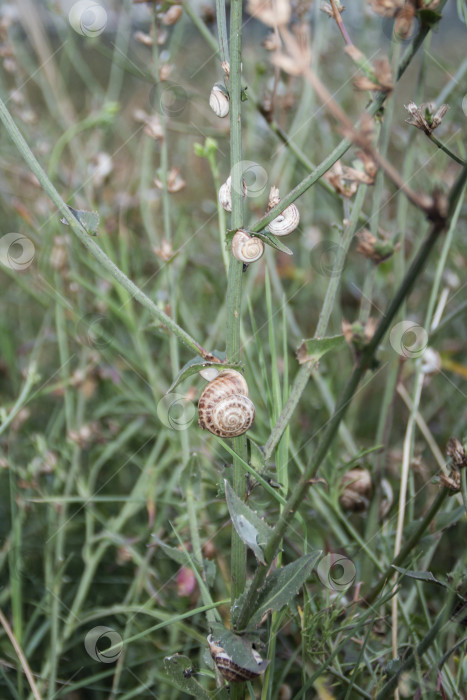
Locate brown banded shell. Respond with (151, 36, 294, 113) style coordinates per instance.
(231, 230, 264, 263)
(198, 370, 255, 437)
(267, 203, 300, 236)
(207, 634, 264, 683)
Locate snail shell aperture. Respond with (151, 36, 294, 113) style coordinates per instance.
(267, 203, 300, 236)
(231, 230, 264, 263)
(198, 370, 255, 437)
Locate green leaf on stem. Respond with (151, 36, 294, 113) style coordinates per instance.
(296, 335, 347, 365)
(163, 654, 212, 698)
(60, 206, 100, 235)
(208, 622, 269, 676)
(225, 480, 274, 565)
(392, 566, 447, 586)
(168, 352, 239, 393)
(242, 551, 321, 627)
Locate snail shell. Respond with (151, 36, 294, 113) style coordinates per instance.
(209, 84, 229, 118)
(219, 176, 248, 212)
(207, 635, 264, 683)
(267, 203, 300, 236)
(231, 230, 264, 263)
(198, 370, 255, 437)
(339, 468, 372, 511)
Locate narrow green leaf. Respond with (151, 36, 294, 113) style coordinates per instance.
(163, 654, 211, 698)
(296, 335, 347, 365)
(60, 206, 100, 235)
(392, 567, 447, 587)
(225, 480, 274, 565)
(167, 351, 237, 393)
(248, 551, 322, 626)
(254, 229, 293, 255)
(208, 622, 269, 675)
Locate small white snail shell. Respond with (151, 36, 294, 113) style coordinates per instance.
(231, 230, 265, 264)
(207, 634, 264, 683)
(267, 203, 300, 236)
(198, 369, 255, 437)
(209, 84, 229, 118)
(219, 176, 248, 212)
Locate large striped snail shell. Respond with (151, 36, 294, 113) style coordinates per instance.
(207, 634, 264, 683)
(231, 230, 264, 264)
(267, 203, 300, 236)
(198, 370, 255, 437)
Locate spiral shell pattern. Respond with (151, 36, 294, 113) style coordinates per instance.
(209, 84, 229, 118)
(198, 370, 255, 437)
(267, 203, 300, 236)
(231, 230, 265, 263)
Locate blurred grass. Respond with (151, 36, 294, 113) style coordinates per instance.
(0, 1, 466, 698)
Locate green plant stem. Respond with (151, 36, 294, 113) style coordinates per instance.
(428, 133, 465, 166)
(263, 184, 367, 463)
(224, 3, 248, 666)
(216, 0, 230, 65)
(374, 597, 454, 700)
(364, 487, 449, 607)
(234, 164, 467, 631)
(0, 97, 207, 359)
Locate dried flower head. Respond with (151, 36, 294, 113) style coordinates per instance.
(357, 229, 400, 263)
(158, 63, 172, 81)
(367, 0, 403, 17)
(341, 165, 375, 185)
(134, 30, 153, 46)
(154, 167, 186, 193)
(342, 318, 378, 355)
(161, 5, 183, 25)
(446, 438, 466, 468)
(404, 101, 449, 134)
(262, 32, 281, 51)
(354, 57, 393, 94)
(394, 0, 416, 39)
(325, 161, 358, 198)
(133, 109, 164, 140)
(321, 1, 345, 17)
(267, 186, 281, 210)
(420, 347, 441, 376)
(247, 0, 291, 26)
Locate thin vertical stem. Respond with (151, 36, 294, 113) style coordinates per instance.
(225, 4, 248, 697)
